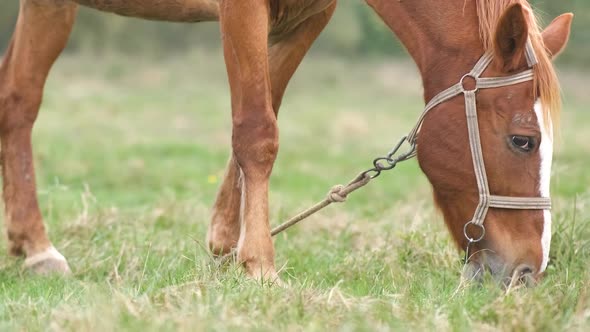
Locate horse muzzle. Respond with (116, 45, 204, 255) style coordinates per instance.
(462, 252, 539, 287)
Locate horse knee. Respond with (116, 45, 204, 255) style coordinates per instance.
(232, 112, 279, 177)
(0, 47, 43, 133)
(0, 88, 42, 134)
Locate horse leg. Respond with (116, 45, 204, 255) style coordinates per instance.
(208, 4, 337, 257)
(208, 156, 242, 256)
(210, 1, 336, 279)
(0, 0, 78, 274)
(217, 0, 278, 280)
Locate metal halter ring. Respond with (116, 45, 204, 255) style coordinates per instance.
(460, 74, 479, 93)
(463, 221, 485, 243)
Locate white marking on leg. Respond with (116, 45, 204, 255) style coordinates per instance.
(24, 246, 67, 268)
(236, 167, 247, 254)
(534, 100, 553, 273)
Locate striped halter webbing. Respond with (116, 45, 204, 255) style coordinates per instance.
(406, 40, 551, 244)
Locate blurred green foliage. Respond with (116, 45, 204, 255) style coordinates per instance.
(0, 1, 587, 64)
(529, 0, 589, 64)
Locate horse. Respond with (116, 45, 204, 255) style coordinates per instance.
(0, 0, 572, 285)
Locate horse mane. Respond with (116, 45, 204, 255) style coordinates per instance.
(476, 0, 561, 126)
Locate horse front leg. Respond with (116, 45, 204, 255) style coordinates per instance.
(208, 2, 337, 273)
(216, 0, 279, 280)
(0, 0, 78, 274)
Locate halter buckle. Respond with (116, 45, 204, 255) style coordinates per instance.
(460, 74, 479, 93)
(463, 221, 485, 243)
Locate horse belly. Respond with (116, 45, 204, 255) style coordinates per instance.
(73, 0, 220, 22)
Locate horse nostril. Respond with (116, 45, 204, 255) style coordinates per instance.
(508, 264, 537, 288)
(518, 265, 534, 276)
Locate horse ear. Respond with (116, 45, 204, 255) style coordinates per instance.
(494, 4, 529, 71)
(542, 13, 574, 59)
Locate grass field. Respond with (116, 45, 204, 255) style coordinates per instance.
(0, 48, 589, 331)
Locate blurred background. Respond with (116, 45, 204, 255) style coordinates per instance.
(0, 1, 587, 64)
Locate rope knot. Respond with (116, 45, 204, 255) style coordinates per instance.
(327, 185, 347, 203)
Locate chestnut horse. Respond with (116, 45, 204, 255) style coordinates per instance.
(0, 0, 572, 283)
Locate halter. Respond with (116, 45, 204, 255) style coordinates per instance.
(406, 40, 551, 258)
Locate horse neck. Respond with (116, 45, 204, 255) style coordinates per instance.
(366, 0, 485, 100)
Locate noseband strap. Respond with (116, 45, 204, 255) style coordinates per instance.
(407, 39, 550, 244)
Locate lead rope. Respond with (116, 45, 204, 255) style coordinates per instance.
(271, 172, 371, 236)
(271, 136, 416, 237)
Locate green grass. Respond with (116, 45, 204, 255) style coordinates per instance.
(0, 48, 589, 331)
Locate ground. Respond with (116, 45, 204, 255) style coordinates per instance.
(0, 49, 589, 331)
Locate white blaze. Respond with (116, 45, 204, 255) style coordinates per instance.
(534, 100, 553, 273)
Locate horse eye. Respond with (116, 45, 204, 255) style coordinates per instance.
(511, 135, 535, 152)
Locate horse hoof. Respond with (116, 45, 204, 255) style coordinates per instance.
(248, 273, 285, 287)
(269, 276, 286, 288)
(24, 247, 71, 276)
(245, 267, 284, 287)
